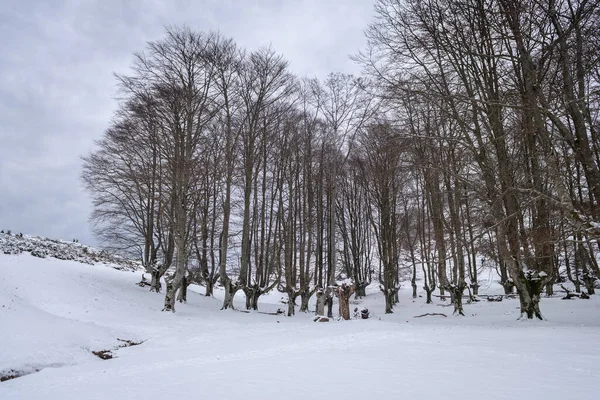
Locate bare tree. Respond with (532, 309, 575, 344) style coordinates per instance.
(362, 121, 404, 313)
(120, 28, 220, 311)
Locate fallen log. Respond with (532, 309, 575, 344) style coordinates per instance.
(257, 309, 285, 316)
(560, 285, 590, 300)
(413, 313, 447, 318)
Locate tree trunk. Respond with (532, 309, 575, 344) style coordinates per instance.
(355, 281, 368, 298)
(244, 286, 262, 311)
(502, 279, 515, 295)
(163, 227, 188, 311)
(163, 272, 185, 312)
(299, 288, 312, 312)
(150, 269, 162, 293)
(581, 249, 597, 295)
(205, 278, 214, 297)
(582, 267, 596, 295)
(512, 269, 546, 320)
(326, 296, 334, 319)
(244, 287, 255, 310)
(287, 290, 296, 316)
(583, 276, 596, 295)
(384, 289, 395, 314)
(574, 280, 582, 293)
(221, 279, 238, 310)
(315, 289, 326, 315)
(448, 283, 465, 316)
(337, 284, 356, 320)
(177, 276, 189, 303)
(425, 287, 434, 304)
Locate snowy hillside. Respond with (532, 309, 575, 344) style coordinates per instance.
(1, 250, 600, 399)
(0, 231, 140, 271)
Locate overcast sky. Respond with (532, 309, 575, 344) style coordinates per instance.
(0, 0, 374, 245)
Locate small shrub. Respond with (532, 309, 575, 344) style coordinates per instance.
(30, 248, 47, 258)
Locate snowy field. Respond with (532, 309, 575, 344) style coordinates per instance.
(1, 253, 600, 400)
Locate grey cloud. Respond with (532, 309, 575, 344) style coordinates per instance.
(0, 0, 374, 246)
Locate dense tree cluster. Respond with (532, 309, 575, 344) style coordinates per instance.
(83, 0, 600, 319)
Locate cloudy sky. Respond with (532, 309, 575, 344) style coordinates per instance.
(0, 0, 374, 245)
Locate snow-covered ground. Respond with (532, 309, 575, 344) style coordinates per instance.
(1, 253, 600, 400)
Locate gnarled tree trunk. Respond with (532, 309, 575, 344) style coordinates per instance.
(337, 284, 356, 320)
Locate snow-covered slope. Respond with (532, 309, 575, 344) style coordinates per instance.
(1, 252, 600, 400)
(0, 232, 139, 270)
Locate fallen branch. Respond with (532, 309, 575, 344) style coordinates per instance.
(477, 293, 517, 299)
(413, 313, 447, 318)
(257, 309, 285, 316)
(116, 338, 144, 347)
(560, 285, 589, 300)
